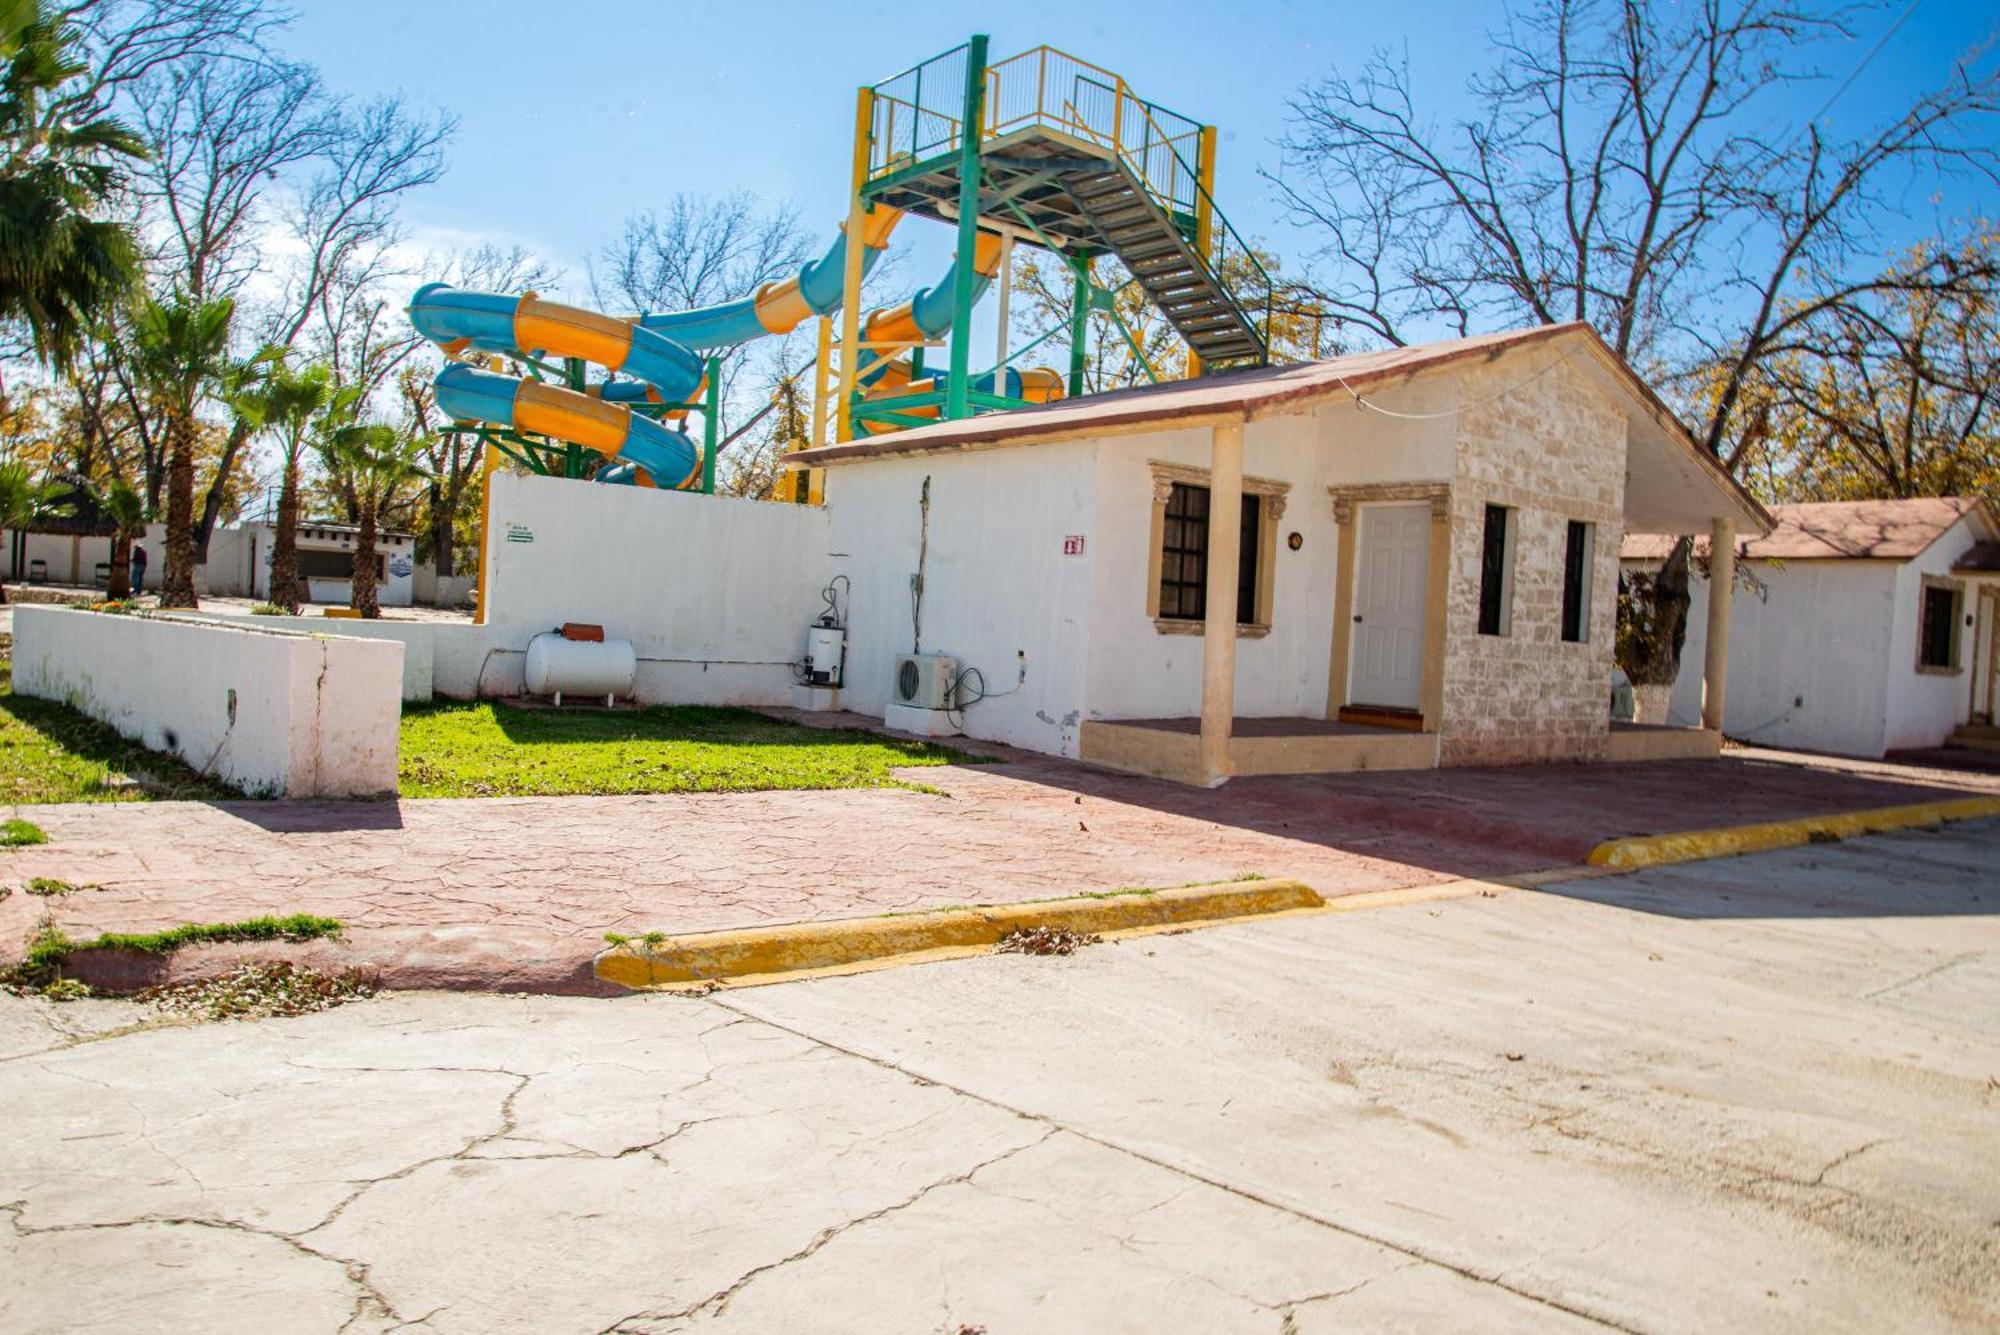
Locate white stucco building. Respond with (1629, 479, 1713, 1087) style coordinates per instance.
(790, 323, 1771, 784)
(3, 519, 416, 607)
(1623, 497, 2000, 757)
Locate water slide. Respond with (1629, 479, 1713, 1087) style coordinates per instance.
(849, 231, 1064, 432)
(409, 201, 1065, 481)
(409, 206, 904, 487)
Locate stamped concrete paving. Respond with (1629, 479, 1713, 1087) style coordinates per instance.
(4, 820, 1995, 1332)
(6, 749, 1994, 992)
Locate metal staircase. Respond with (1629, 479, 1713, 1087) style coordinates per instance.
(1061, 162, 1266, 368)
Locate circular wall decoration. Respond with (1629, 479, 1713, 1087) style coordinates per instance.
(1287, 531, 1304, 551)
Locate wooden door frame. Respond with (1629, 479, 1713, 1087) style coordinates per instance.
(1326, 483, 1452, 726)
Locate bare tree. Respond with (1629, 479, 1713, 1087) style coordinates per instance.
(132, 57, 334, 301)
(39, 0, 273, 140)
(1273, 0, 2000, 684)
(588, 192, 814, 422)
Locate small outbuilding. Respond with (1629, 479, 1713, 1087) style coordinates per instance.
(792, 322, 1771, 784)
(1623, 497, 2000, 758)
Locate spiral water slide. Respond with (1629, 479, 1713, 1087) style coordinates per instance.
(409, 203, 1064, 484)
(408, 206, 902, 487)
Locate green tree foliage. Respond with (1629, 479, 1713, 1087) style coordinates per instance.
(0, 2, 145, 377)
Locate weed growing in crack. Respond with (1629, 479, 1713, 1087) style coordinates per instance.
(2, 913, 345, 995)
(25, 877, 78, 896)
(994, 926, 1102, 957)
(1, 818, 47, 846)
(142, 963, 377, 1021)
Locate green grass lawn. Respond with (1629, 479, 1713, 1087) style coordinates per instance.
(1, 651, 969, 803)
(0, 660, 237, 804)
(399, 699, 973, 798)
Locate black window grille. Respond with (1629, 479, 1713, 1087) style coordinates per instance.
(1158, 483, 1260, 624)
(1919, 584, 1958, 668)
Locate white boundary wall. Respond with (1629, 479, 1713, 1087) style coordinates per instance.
(470, 472, 832, 704)
(11, 606, 402, 797)
(162, 611, 437, 702)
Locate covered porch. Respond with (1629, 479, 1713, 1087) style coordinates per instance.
(1079, 715, 1438, 785)
(1083, 330, 1770, 787)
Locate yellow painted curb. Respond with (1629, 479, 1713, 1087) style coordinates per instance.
(595, 878, 1325, 991)
(1586, 795, 2000, 870)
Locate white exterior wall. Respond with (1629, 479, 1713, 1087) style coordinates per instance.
(1652, 560, 1899, 756)
(1636, 511, 1992, 757)
(10, 606, 401, 797)
(1884, 525, 1982, 750)
(1083, 387, 1455, 726)
(2, 530, 116, 587)
(251, 524, 416, 607)
(819, 376, 1461, 757)
(475, 471, 832, 704)
(824, 442, 1100, 756)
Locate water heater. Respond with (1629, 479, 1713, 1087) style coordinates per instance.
(804, 623, 845, 687)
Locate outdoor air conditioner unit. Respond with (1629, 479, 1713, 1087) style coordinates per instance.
(893, 653, 958, 710)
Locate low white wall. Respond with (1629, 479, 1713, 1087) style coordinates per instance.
(472, 472, 832, 704)
(163, 611, 436, 702)
(10, 606, 402, 797)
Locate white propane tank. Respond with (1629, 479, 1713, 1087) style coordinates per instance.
(524, 632, 637, 704)
(804, 623, 845, 686)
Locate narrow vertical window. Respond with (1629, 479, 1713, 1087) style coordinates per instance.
(1561, 519, 1594, 643)
(1478, 504, 1513, 636)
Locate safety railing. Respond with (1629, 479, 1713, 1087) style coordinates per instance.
(867, 44, 1202, 215)
(866, 42, 1327, 366)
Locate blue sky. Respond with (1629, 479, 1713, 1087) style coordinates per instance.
(277, 1, 1999, 306)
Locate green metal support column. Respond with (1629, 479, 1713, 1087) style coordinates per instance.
(1067, 259, 1090, 399)
(701, 355, 721, 493)
(943, 33, 989, 421)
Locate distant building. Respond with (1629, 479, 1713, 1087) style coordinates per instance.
(1623, 497, 2000, 757)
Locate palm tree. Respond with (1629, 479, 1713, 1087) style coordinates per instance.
(0, 4, 146, 383)
(131, 291, 233, 608)
(99, 478, 143, 599)
(259, 360, 348, 613)
(320, 423, 426, 619)
(0, 459, 61, 604)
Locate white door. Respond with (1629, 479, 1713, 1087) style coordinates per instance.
(1348, 503, 1431, 710)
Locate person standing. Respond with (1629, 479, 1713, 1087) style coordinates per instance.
(127, 541, 148, 595)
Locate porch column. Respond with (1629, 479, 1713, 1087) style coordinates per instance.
(1200, 421, 1245, 785)
(1701, 518, 1736, 732)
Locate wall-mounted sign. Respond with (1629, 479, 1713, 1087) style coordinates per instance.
(505, 523, 534, 544)
(1062, 535, 1086, 556)
(389, 556, 414, 577)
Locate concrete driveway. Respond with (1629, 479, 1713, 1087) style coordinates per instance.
(4, 821, 1997, 1333)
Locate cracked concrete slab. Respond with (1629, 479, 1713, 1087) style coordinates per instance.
(0, 1215, 363, 1334)
(2, 820, 1995, 1333)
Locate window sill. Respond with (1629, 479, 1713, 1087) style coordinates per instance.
(1914, 663, 1962, 677)
(1154, 618, 1270, 639)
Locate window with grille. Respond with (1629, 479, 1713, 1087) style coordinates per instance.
(1158, 483, 1259, 624)
(1919, 583, 1961, 669)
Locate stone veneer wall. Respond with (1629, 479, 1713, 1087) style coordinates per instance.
(1438, 345, 1628, 766)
